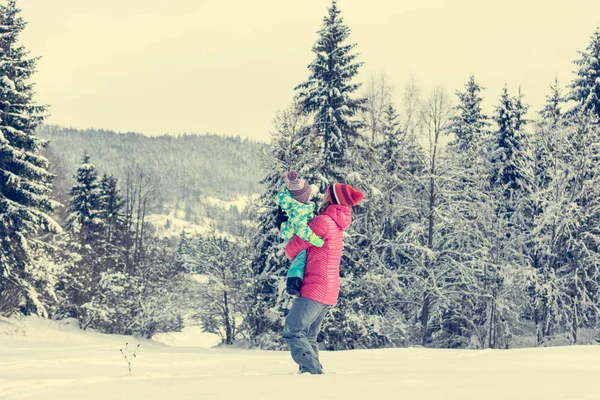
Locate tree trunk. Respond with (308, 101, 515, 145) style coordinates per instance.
(420, 292, 431, 346)
(572, 300, 578, 344)
(488, 292, 496, 348)
(223, 290, 233, 345)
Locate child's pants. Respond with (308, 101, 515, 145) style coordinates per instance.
(283, 296, 330, 374)
(286, 244, 306, 280)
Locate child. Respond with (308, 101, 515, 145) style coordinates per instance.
(275, 171, 324, 296)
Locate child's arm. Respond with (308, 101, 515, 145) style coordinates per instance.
(274, 187, 293, 211)
(294, 221, 324, 247)
(285, 215, 326, 261)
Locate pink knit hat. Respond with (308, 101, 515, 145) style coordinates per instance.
(287, 170, 311, 204)
(327, 183, 364, 207)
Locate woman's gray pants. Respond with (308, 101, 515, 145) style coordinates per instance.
(283, 296, 330, 374)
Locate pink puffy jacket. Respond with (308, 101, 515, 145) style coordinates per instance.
(285, 204, 353, 306)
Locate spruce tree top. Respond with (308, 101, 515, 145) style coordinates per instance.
(380, 104, 402, 172)
(494, 86, 528, 148)
(450, 75, 489, 152)
(491, 85, 530, 191)
(513, 88, 529, 132)
(66, 153, 102, 238)
(295, 0, 364, 183)
(540, 77, 565, 127)
(569, 27, 600, 118)
(0, 0, 45, 134)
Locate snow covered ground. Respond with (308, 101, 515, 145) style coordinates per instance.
(147, 194, 259, 240)
(203, 194, 258, 213)
(2, 317, 600, 400)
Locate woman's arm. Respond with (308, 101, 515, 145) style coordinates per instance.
(285, 235, 311, 261)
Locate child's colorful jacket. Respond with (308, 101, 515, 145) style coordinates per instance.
(274, 187, 324, 246)
(275, 187, 324, 279)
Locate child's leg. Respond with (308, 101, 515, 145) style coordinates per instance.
(287, 249, 307, 280)
(285, 250, 306, 296)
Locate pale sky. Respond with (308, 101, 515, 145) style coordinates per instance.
(20, 0, 600, 143)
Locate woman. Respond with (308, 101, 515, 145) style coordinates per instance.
(283, 183, 364, 374)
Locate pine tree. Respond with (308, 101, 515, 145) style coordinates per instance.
(540, 77, 565, 128)
(490, 86, 531, 214)
(0, 0, 60, 315)
(535, 78, 566, 192)
(380, 104, 403, 171)
(525, 120, 569, 344)
(528, 114, 600, 343)
(95, 174, 130, 281)
(66, 154, 102, 242)
(556, 115, 600, 343)
(63, 154, 105, 328)
(492, 86, 515, 145)
(569, 27, 600, 119)
(295, 0, 365, 185)
(174, 230, 198, 272)
(447, 78, 502, 347)
(98, 174, 127, 246)
(486, 87, 537, 346)
(513, 88, 529, 132)
(293, 1, 374, 349)
(449, 75, 490, 152)
(527, 116, 565, 344)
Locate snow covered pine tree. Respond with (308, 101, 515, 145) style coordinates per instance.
(295, 0, 365, 188)
(293, 0, 372, 349)
(569, 27, 600, 119)
(0, 0, 60, 316)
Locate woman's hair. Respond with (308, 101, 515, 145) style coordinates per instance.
(318, 190, 330, 213)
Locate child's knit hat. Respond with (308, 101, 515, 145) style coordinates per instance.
(287, 170, 311, 204)
(327, 183, 364, 207)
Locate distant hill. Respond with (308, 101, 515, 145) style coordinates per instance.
(38, 125, 268, 206)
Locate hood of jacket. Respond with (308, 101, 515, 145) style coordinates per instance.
(322, 204, 352, 231)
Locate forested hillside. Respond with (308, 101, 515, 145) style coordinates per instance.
(38, 125, 267, 205)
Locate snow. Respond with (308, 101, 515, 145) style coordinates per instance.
(203, 194, 259, 212)
(146, 214, 239, 241)
(2, 316, 600, 400)
(346, 171, 363, 183)
(189, 273, 209, 284)
(78, 163, 96, 171)
(1, 75, 15, 90)
(146, 214, 212, 238)
(152, 326, 220, 348)
(147, 194, 259, 239)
